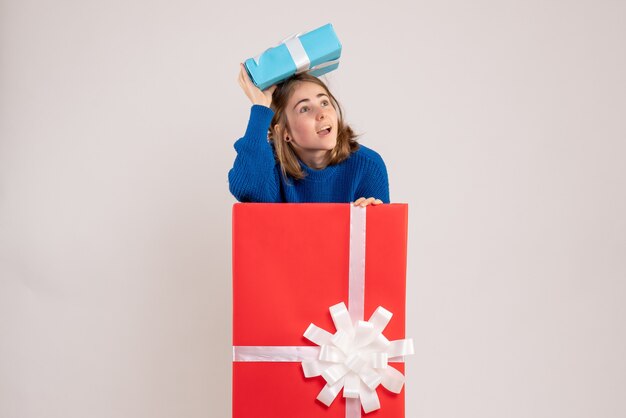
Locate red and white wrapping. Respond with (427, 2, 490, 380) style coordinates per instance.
(232, 203, 411, 417)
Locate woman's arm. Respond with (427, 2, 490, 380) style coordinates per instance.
(228, 65, 282, 202)
(354, 152, 390, 205)
(228, 105, 282, 202)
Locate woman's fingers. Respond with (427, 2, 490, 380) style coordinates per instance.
(238, 63, 274, 107)
(237, 65, 246, 89)
(238, 64, 253, 91)
(353, 197, 383, 207)
(238, 64, 244, 81)
(363, 197, 376, 207)
(240, 63, 252, 84)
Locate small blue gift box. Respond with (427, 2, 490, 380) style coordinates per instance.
(244, 23, 342, 91)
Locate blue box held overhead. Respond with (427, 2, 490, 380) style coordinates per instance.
(244, 23, 342, 91)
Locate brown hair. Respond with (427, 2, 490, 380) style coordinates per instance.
(268, 73, 359, 181)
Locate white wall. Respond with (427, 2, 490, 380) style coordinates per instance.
(1, 0, 625, 417)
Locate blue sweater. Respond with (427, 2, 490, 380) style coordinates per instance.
(228, 105, 390, 203)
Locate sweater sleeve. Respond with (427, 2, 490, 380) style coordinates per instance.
(355, 151, 391, 203)
(228, 105, 282, 202)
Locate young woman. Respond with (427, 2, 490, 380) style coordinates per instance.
(229, 63, 389, 207)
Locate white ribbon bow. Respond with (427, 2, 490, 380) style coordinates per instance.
(302, 302, 414, 414)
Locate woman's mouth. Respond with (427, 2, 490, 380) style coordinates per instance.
(317, 126, 332, 136)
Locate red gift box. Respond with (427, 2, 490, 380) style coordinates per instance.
(232, 203, 410, 418)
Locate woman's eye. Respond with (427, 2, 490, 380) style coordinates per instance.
(299, 100, 329, 113)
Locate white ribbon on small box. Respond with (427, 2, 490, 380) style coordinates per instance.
(233, 205, 414, 416)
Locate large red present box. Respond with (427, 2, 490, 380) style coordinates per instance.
(232, 203, 410, 418)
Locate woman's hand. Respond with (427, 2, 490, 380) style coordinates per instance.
(353, 197, 384, 207)
(238, 63, 277, 108)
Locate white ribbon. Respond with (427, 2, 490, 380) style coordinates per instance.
(348, 203, 367, 324)
(232, 205, 414, 416)
(252, 31, 340, 75)
(233, 346, 320, 362)
(302, 302, 414, 414)
(284, 35, 310, 73)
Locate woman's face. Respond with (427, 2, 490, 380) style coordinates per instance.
(283, 81, 338, 165)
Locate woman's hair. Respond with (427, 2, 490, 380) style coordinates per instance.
(268, 73, 359, 181)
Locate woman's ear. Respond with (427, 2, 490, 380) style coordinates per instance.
(275, 124, 291, 142)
